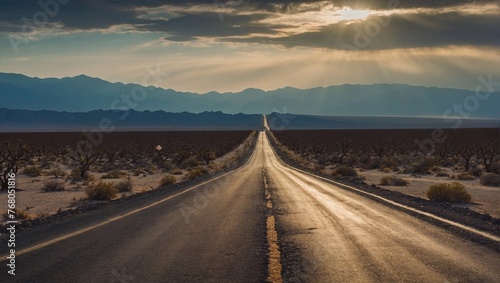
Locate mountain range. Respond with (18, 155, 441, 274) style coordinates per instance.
(0, 109, 264, 131)
(1, 73, 499, 118)
(1, 108, 498, 132)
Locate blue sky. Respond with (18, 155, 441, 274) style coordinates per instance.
(1, 0, 499, 93)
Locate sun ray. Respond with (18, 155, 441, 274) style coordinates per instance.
(339, 7, 370, 21)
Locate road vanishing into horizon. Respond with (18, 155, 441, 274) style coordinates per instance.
(1, 131, 499, 282)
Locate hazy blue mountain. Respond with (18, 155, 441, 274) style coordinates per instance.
(2, 108, 497, 132)
(1, 73, 499, 118)
(266, 113, 500, 130)
(0, 109, 264, 131)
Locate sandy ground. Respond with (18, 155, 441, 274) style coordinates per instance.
(358, 168, 500, 218)
(272, 138, 500, 218)
(271, 138, 500, 219)
(0, 132, 255, 223)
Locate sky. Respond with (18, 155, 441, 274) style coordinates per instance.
(0, 0, 499, 93)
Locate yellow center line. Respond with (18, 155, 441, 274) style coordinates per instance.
(264, 170, 283, 283)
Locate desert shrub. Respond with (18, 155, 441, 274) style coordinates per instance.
(40, 157, 52, 169)
(85, 182, 117, 200)
(102, 170, 126, 179)
(380, 157, 399, 170)
(441, 157, 460, 168)
(412, 158, 436, 174)
(456, 172, 475, 180)
(134, 168, 146, 176)
(61, 156, 72, 166)
(147, 167, 158, 175)
(2, 208, 30, 220)
(49, 167, 66, 178)
(436, 172, 449, 177)
(367, 158, 381, 170)
(114, 179, 133, 192)
(333, 165, 358, 177)
(134, 157, 150, 167)
(159, 175, 177, 186)
(36, 211, 51, 219)
(357, 155, 370, 168)
(23, 166, 43, 177)
(344, 155, 358, 167)
(69, 168, 95, 182)
(317, 155, 329, 166)
(480, 173, 500, 187)
(469, 167, 483, 177)
(42, 180, 66, 192)
(97, 164, 115, 173)
(379, 176, 408, 186)
(196, 166, 209, 174)
(159, 161, 173, 171)
(430, 166, 443, 172)
(185, 168, 206, 180)
(426, 182, 471, 203)
(181, 156, 200, 168)
(70, 168, 85, 181)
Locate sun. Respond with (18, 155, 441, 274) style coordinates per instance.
(339, 7, 370, 21)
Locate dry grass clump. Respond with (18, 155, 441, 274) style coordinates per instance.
(2, 208, 30, 221)
(185, 167, 208, 180)
(159, 175, 177, 186)
(172, 169, 183, 175)
(85, 182, 118, 200)
(380, 176, 408, 186)
(426, 182, 471, 203)
(480, 173, 500, 187)
(102, 170, 127, 179)
(332, 165, 358, 177)
(114, 179, 133, 192)
(49, 167, 66, 178)
(23, 166, 43, 177)
(456, 172, 475, 180)
(42, 180, 66, 192)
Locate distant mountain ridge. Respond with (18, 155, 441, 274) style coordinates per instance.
(265, 113, 500, 130)
(1, 108, 498, 132)
(0, 109, 264, 131)
(1, 72, 499, 118)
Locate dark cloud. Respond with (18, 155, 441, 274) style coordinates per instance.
(224, 0, 498, 12)
(329, 0, 481, 10)
(0, 0, 143, 31)
(140, 13, 287, 40)
(223, 12, 500, 50)
(1, 0, 498, 31)
(0, 0, 498, 51)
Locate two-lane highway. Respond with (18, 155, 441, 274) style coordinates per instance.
(262, 132, 500, 282)
(1, 131, 499, 282)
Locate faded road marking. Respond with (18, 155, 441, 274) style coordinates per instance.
(264, 168, 283, 283)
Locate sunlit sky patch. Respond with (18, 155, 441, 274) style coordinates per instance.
(339, 7, 370, 21)
(0, 0, 499, 93)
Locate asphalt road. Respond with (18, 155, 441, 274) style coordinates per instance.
(1, 131, 499, 282)
(0, 134, 269, 283)
(262, 132, 500, 283)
